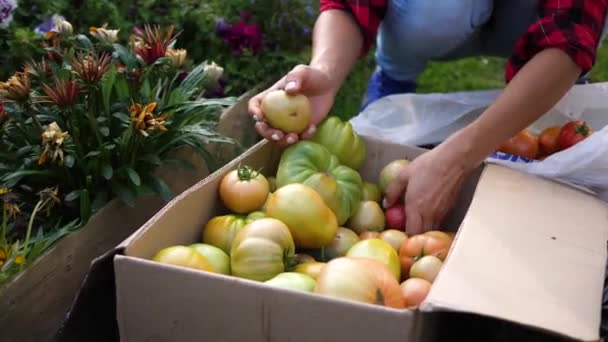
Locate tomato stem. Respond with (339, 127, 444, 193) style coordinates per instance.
(236, 164, 263, 182)
(574, 122, 590, 136)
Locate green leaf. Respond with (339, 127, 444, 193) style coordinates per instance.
(84, 151, 101, 158)
(114, 77, 130, 100)
(64, 190, 81, 202)
(75, 34, 94, 50)
(101, 66, 117, 114)
(126, 167, 141, 186)
(112, 112, 130, 123)
(80, 189, 92, 223)
(100, 126, 110, 137)
(139, 154, 162, 166)
(3, 170, 52, 182)
(104, 144, 116, 150)
(101, 163, 113, 180)
(65, 155, 75, 168)
(111, 181, 136, 208)
(91, 190, 110, 212)
(148, 176, 174, 202)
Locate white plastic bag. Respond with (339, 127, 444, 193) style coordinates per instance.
(349, 82, 608, 199)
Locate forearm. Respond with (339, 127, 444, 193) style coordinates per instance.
(309, 9, 363, 93)
(445, 48, 582, 169)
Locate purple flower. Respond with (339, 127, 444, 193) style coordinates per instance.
(34, 14, 65, 35)
(215, 18, 231, 37)
(0, 0, 17, 29)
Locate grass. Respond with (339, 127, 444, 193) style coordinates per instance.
(330, 43, 608, 121)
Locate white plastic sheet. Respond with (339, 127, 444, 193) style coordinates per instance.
(349, 82, 608, 200)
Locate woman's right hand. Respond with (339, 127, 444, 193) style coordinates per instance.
(248, 64, 338, 146)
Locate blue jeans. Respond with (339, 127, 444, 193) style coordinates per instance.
(361, 0, 594, 111)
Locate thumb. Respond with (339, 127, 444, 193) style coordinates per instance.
(382, 169, 409, 209)
(283, 66, 310, 95)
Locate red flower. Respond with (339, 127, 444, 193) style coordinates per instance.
(132, 25, 178, 65)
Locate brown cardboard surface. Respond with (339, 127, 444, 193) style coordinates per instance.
(422, 164, 608, 341)
(115, 136, 608, 342)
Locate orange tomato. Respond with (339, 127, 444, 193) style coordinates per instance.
(497, 129, 539, 159)
(400, 278, 432, 308)
(399, 234, 451, 280)
(359, 231, 380, 240)
(538, 126, 562, 155)
(379, 229, 408, 252)
(219, 165, 269, 214)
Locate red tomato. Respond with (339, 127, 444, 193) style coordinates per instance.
(315, 257, 405, 309)
(385, 203, 406, 231)
(400, 278, 432, 308)
(409, 255, 443, 283)
(557, 120, 593, 151)
(497, 129, 539, 159)
(538, 126, 562, 155)
(219, 165, 269, 214)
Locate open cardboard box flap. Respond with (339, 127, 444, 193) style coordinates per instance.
(421, 164, 608, 341)
(114, 137, 608, 342)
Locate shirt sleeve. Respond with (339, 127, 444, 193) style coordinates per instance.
(505, 0, 608, 82)
(319, 0, 388, 57)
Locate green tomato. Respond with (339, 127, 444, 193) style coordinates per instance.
(346, 238, 401, 282)
(311, 116, 367, 170)
(361, 182, 381, 203)
(230, 218, 296, 282)
(264, 272, 317, 293)
(189, 243, 231, 275)
(202, 211, 266, 255)
(275, 141, 363, 226)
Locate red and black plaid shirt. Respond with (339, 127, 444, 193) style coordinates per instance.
(319, 0, 608, 82)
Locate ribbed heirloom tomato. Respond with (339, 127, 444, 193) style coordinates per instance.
(230, 218, 296, 282)
(399, 232, 452, 279)
(310, 116, 367, 170)
(315, 257, 404, 309)
(202, 211, 266, 255)
(275, 141, 363, 225)
(219, 165, 269, 214)
(152, 246, 215, 273)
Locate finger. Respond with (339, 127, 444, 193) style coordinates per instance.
(299, 124, 317, 140)
(248, 96, 265, 122)
(405, 204, 423, 236)
(284, 132, 299, 145)
(255, 122, 284, 142)
(383, 169, 409, 208)
(283, 65, 309, 95)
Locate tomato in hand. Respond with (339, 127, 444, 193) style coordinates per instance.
(557, 120, 593, 150)
(219, 165, 269, 214)
(497, 129, 539, 159)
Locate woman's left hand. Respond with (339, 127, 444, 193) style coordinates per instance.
(382, 144, 472, 235)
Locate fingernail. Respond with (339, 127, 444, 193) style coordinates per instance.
(271, 134, 280, 141)
(286, 136, 296, 144)
(307, 126, 316, 136)
(285, 81, 297, 91)
(382, 198, 388, 208)
(253, 114, 259, 121)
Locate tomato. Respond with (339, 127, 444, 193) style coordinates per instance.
(230, 218, 296, 281)
(538, 126, 562, 155)
(378, 159, 410, 194)
(152, 246, 214, 272)
(295, 253, 316, 264)
(359, 231, 380, 240)
(385, 203, 406, 231)
(275, 141, 363, 225)
(410, 255, 443, 283)
(294, 261, 326, 280)
(310, 116, 367, 170)
(361, 182, 381, 203)
(264, 272, 317, 293)
(324, 227, 360, 260)
(379, 229, 408, 252)
(497, 129, 539, 159)
(346, 201, 386, 234)
(557, 120, 593, 150)
(266, 183, 338, 248)
(399, 234, 451, 279)
(400, 278, 432, 308)
(346, 238, 401, 281)
(219, 165, 269, 214)
(261, 90, 311, 133)
(424, 230, 453, 245)
(202, 211, 265, 255)
(189, 243, 231, 275)
(315, 257, 405, 309)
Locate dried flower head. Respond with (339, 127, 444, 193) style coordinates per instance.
(0, 187, 20, 221)
(0, 71, 31, 102)
(90, 24, 119, 43)
(23, 58, 53, 79)
(131, 25, 178, 65)
(38, 122, 70, 165)
(129, 101, 168, 137)
(42, 79, 80, 108)
(71, 52, 112, 84)
(38, 187, 61, 217)
(165, 48, 187, 68)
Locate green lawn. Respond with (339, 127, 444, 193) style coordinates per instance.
(330, 43, 608, 121)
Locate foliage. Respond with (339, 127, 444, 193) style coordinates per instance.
(0, 19, 237, 284)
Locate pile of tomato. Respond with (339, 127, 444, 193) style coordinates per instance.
(498, 120, 593, 160)
(151, 116, 455, 310)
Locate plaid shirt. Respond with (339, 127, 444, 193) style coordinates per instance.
(320, 0, 608, 82)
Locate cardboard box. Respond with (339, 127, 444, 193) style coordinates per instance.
(111, 135, 608, 342)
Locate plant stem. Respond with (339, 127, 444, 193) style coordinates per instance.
(20, 198, 47, 271)
(1, 205, 6, 247)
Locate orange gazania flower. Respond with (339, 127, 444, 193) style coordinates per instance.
(129, 101, 168, 137)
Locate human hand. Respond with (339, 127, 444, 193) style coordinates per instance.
(382, 147, 470, 235)
(248, 64, 337, 146)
